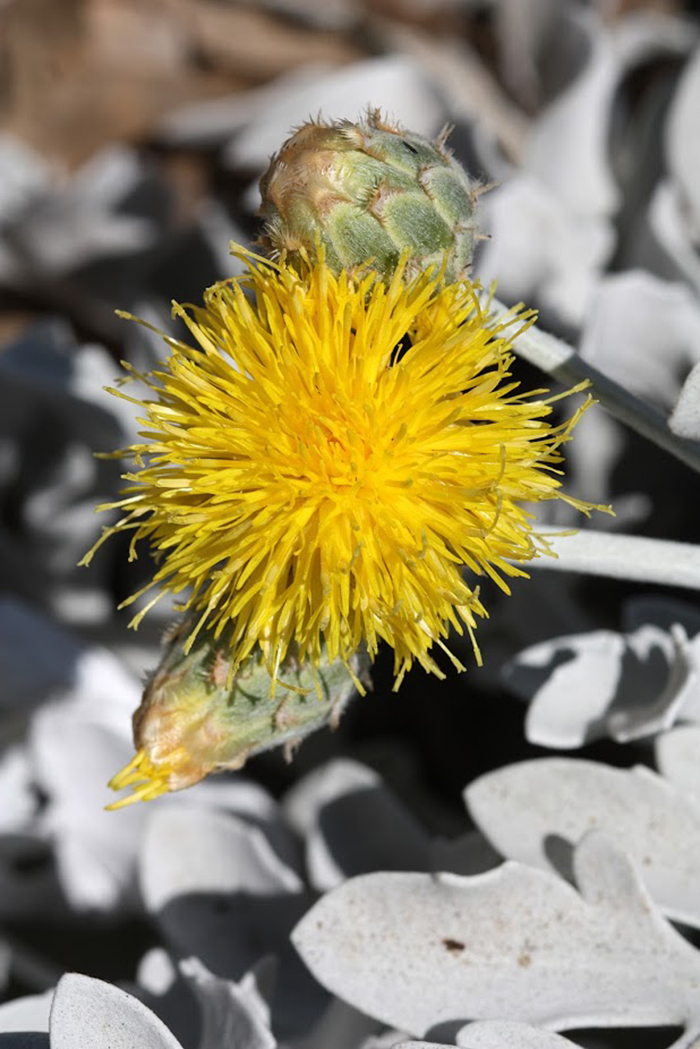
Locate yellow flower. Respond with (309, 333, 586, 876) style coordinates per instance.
(83, 248, 599, 689)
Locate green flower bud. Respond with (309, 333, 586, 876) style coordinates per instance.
(108, 620, 368, 808)
(259, 111, 482, 283)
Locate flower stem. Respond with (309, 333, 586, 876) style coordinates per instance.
(493, 299, 700, 476)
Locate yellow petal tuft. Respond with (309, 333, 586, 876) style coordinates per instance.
(86, 248, 605, 686)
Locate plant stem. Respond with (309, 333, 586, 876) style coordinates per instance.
(529, 529, 700, 591)
(493, 299, 700, 476)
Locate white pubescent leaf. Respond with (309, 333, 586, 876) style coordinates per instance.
(0, 992, 53, 1034)
(656, 725, 700, 800)
(623, 593, 700, 638)
(0, 1033, 49, 1047)
(179, 957, 276, 1049)
(30, 690, 144, 913)
(393, 1043, 454, 1049)
(525, 10, 694, 217)
(50, 974, 183, 1049)
(293, 833, 700, 1036)
(523, 6, 618, 216)
(647, 180, 700, 296)
(137, 949, 178, 998)
(493, 0, 592, 111)
(457, 1021, 579, 1047)
(0, 747, 38, 833)
(225, 56, 446, 174)
(295, 995, 382, 1049)
(283, 759, 432, 892)
(142, 806, 303, 914)
(141, 805, 321, 1037)
(507, 623, 697, 749)
(579, 271, 700, 409)
(1, 146, 157, 282)
(666, 44, 700, 236)
(363, 1033, 409, 1049)
(157, 66, 330, 149)
(0, 598, 85, 712)
(0, 135, 51, 222)
(429, 832, 501, 878)
(466, 758, 700, 927)
(670, 361, 700, 440)
(476, 173, 614, 327)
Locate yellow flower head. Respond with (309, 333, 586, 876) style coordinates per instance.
(84, 248, 597, 689)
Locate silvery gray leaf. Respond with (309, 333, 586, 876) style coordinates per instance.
(370, 23, 529, 171)
(429, 832, 501, 877)
(670, 361, 700, 440)
(666, 45, 700, 237)
(363, 1033, 409, 1049)
(523, 7, 618, 217)
(50, 974, 183, 1049)
(656, 724, 700, 800)
(197, 201, 252, 281)
(0, 992, 52, 1035)
(292, 832, 700, 1034)
(69, 146, 149, 211)
(282, 759, 432, 892)
(157, 66, 331, 149)
(393, 1043, 454, 1049)
(12, 622, 145, 912)
(141, 804, 303, 915)
(30, 711, 144, 912)
(647, 180, 700, 295)
(0, 834, 63, 922)
(476, 174, 614, 326)
(0, 599, 84, 713)
(255, 0, 354, 29)
(135, 950, 200, 1049)
(0, 146, 158, 283)
(623, 593, 700, 638)
(457, 1021, 579, 1047)
(0, 323, 135, 610)
(294, 995, 382, 1049)
(525, 10, 694, 219)
(466, 758, 700, 927)
(0, 319, 123, 450)
(506, 623, 697, 749)
(0, 1034, 49, 1047)
(0, 136, 51, 223)
(140, 805, 323, 1036)
(224, 56, 446, 174)
(138, 949, 178, 998)
(0, 747, 38, 834)
(493, 0, 594, 112)
(179, 957, 276, 1049)
(579, 272, 700, 409)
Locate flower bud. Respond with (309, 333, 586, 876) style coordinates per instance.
(259, 111, 482, 283)
(108, 620, 367, 808)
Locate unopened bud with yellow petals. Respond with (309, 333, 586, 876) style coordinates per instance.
(108, 620, 367, 809)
